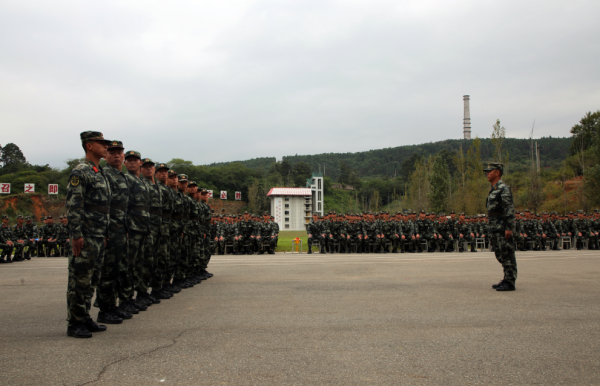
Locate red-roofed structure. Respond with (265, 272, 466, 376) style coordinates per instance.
(266, 187, 312, 197)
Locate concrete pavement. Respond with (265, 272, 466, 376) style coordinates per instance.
(1, 250, 600, 385)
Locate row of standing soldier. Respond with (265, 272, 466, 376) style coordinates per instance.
(64, 132, 214, 339)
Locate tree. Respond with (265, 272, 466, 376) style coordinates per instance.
(401, 153, 423, 181)
(407, 157, 432, 212)
(371, 190, 381, 212)
(280, 160, 292, 185)
(292, 161, 312, 187)
(491, 119, 510, 174)
(569, 110, 600, 156)
(0, 143, 26, 167)
(338, 161, 352, 185)
(428, 156, 450, 213)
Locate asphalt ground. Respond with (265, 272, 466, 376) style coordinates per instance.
(1, 249, 600, 385)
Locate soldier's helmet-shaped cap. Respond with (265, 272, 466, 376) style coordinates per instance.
(188, 181, 197, 187)
(578, 209, 584, 213)
(16, 215, 23, 219)
(108, 140, 124, 150)
(80, 131, 112, 145)
(177, 174, 189, 182)
(483, 162, 504, 173)
(156, 163, 169, 171)
(199, 188, 208, 194)
(167, 169, 177, 176)
(2, 214, 9, 220)
(125, 150, 141, 160)
(47, 215, 53, 219)
(244, 211, 249, 214)
(142, 158, 155, 166)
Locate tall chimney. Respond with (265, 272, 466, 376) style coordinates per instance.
(463, 95, 471, 140)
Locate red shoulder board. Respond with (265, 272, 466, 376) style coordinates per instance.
(93, 166, 99, 173)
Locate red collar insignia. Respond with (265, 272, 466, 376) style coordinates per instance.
(93, 166, 99, 173)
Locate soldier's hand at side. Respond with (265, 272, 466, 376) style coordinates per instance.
(308, 234, 312, 238)
(542, 234, 546, 238)
(578, 232, 582, 237)
(72, 237, 83, 256)
(401, 235, 405, 240)
(505, 230, 513, 240)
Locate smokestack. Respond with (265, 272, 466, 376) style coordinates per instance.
(463, 95, 471, 140)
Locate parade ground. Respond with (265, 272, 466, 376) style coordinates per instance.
(1, 250, 600, 385)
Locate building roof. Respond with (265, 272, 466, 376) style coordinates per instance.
(266, 187, 312, 197)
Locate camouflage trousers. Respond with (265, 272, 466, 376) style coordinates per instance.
(541, 235, 558, 250)
(491, 233, 517, 286)
(187, 235, 198, 277)
(167, 231, 181, 285)
(174, 234, 189, 281)
(0, 244, 13, 259)
(66, 236, 104, 326)
(97, 232, 127, 311)
(152, 235, 170, 291)
(218, 235, 234, 253)
(137, 232, 157, 295)
(40, 240, 58, 256)
(202, 236, 212, 269)
(124, 231, 146, 301)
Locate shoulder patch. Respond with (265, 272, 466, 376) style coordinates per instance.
(70, 175, 80, 186)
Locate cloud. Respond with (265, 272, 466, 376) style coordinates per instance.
(0, 0, 598, 168)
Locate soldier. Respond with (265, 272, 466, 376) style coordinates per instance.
(56, 216, 71, 256)
(1, 215, 15, 263)
(11, 215, 27, 261)
(484, 163, 517, 292)
(123, 150, 150, 312)
(97, 140, 132, 323)
(257, 212, 276, 254)
(166, 170, 184, 291)
(238, 211, 256, 255)
(173, 174, 194, 288)
(23, 216, 37, 259)
(306, 213, 321, 254)
(185, 181, 201, 284)
(456, 213, 475, 252)
(40, 215, 59, 257)
(590, 210, 600, 250)
(152, 163, 175, 299)
(573, 210, 590, 250)
(197, 188, 213, 279)
(540, 212, 560, 250)
(65, 131, 113, 338)
(271, 215, 280, 249)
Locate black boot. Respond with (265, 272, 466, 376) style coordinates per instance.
(308, 246, 312, 254)
(97, 310, 123, 324)
(67, 323, 92, 338)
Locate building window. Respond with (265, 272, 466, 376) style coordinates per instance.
(285, 224, 290, 229)
(318, 191, 321, 201)
(285, 217, 289, 222)
(318, 179, 321, 189)
(285, 211, 289, 215)
(285, 204, 289, 208)
(318, 203, 321, 211)
(284, 198, 289, 201)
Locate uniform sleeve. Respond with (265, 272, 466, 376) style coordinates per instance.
(501, 185, 516, 232)
(66, 169, 86, 240)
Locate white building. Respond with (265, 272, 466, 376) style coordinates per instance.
(307, 172, 324, 216)
(267, 188, 313, 231)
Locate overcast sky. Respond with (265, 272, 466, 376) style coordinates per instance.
(1, 0, 598, 169)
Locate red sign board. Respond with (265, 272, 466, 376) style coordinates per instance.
(48, 184, 59, 194)
(220, 191, 227, 200)
(0, 183, 10, 194)
(235, 191, 242, 200)
(24, 183, 35, 193)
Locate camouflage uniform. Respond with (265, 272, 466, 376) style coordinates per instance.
(484, 164, 517, 288)
(40, 220, 59, 257)
(57, 220, 71, 256)
(98, 161, 129, 313)
(573, 211, 590, 250)
(139, 169, 162, 297)
(12, 219, 28, 261)
(0, 219, 14, 262)
(306, 218, 322, 254)
(124, 153, 150, 303)
(65, 146, 112, 328)
(154, 168, 174, 293)
(168, 182, 184, 287)
(23, 219, 38, 258)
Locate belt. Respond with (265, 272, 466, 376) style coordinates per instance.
(488, 211, 503, 216)
(149, 207, 163, 216)
(84, 204, 110, 214)
(130, 205, 149, 212)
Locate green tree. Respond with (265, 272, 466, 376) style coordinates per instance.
(0, 143, 26, 167)
(428, 156, 450, 213)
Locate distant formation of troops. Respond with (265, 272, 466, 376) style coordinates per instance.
(0, 215, 71, 262)
(210, 212, 279, 255)
(305, 209, 600, 254)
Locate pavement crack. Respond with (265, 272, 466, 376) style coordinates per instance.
(78, 328, 191, 386)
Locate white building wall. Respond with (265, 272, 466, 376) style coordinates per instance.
(270, 195, 311, 231)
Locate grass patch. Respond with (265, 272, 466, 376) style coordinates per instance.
(275, 230, 308, 253)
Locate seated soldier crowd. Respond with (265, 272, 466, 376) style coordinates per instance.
(0, 214, 71, 263)
(304, 209, 600, 254)
(209, 211, 279, 255)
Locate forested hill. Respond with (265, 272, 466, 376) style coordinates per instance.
(206, 137, 571, 180)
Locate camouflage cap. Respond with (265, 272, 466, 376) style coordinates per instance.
(155, 163, 169, 171)
(199, 188, 208, 194)
(244, 211, 249, 214)
(595, 209, 600, 213)
(1, 215, 9, 220)
(125, 150, 141, 159)
(25, 216, 32, 221)
(577, 209, 584, 214)
(16, 215, 23, 219)
(108, 140, 124, 150)
(141, 158, 155, 166)
(542, 211, 548, 215)
(47, 215, 53, 219)
(263, 212, 270, 216)
(80, 131, 111, 145)
(177, 174, 189, 182)
(483, 162, 503, 173)
(167, 169, 177, 176)
(188, 181, 197, 187)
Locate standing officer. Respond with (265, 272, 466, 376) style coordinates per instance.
(65, 131, 112, 338)
(484, 163, 517, 292)
(97, 140, 132, 323)
(152, 163, 174, 299)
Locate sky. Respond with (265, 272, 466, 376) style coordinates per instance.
(1, 0, 599, 169)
